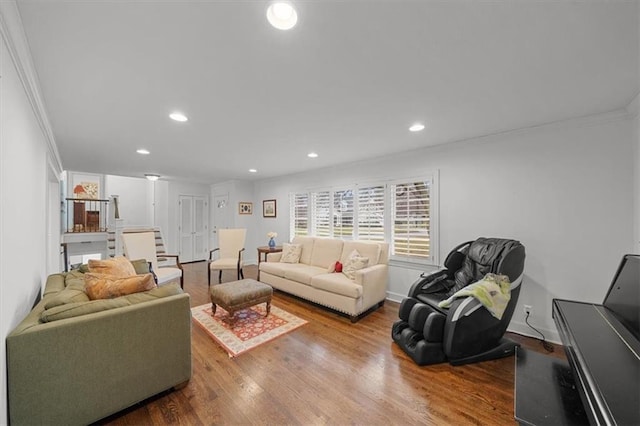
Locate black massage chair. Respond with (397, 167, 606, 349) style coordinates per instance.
(392, 237, 526, 366)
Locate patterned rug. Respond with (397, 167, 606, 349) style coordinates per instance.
(191, 303, 308, 357)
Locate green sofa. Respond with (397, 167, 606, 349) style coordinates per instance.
(6, 267, 192, 425)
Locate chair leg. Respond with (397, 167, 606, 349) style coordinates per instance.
(238, 267, 244, 280)
(208, 267, 211, 287)
(218, 270, 222, 283)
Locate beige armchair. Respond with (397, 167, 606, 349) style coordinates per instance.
(122, 231, 183, 288)
(209, 228, 246, 286)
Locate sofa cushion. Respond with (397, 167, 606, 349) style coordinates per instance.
(310, 238, 344, 269)
(130, 258, 151, 275)
(292, 236, 316, 265)
(259, 261, 300, 278)
(44, 285, 90, 309)
(280, 243, 302, 263)
(88, 256, 136, 278)
(84, 273, 157, 300)
(40, 284, 184, 322)
(341, 241, 381, 265)
(283, 264, 328, 285)
(342, 250, 369, 280)
(311, 273, 363, 298)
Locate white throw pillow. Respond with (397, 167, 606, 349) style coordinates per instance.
(342, 249, 369, 280)
(280, 243, 302, 263)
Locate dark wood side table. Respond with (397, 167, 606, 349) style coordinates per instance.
(257, 245, 283, 281)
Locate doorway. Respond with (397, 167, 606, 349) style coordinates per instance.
(178, 195, 209, 262)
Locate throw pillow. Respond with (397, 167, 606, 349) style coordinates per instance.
(342, 250, 369, 280)
(88, 256, 136, 278)
(335, 261, 343, 273)
(84, 272, 157, 300)
(280, 243, 302, 263)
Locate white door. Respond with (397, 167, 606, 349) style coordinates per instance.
(193, 197, 208, 261)
(179, 195, 209, 262)
(179, 196, 194, 262)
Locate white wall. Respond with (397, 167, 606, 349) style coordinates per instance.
(105, 175, 153, 227)
(252, 111, 634, 342)
(0, 4, 63, 422)
(210, 180, 256, 259)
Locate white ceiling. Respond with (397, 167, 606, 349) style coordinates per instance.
(17, 0, 639, 184)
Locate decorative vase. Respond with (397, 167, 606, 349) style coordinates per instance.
(268, 237, 276, 249)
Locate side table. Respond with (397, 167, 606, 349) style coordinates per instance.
(257, 245, 282, 281)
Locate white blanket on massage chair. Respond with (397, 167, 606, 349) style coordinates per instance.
(438, 273, 511, 320)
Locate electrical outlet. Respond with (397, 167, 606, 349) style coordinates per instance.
(524, 305, 532, 315)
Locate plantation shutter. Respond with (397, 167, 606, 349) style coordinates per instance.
(312, 191, 331, 237)
(357, 185, 385, 242)
(391, 180, 431, 259)
(290, 192, 309, 238)
(333, 189, 354, 239)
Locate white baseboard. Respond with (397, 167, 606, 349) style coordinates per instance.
(386, 291, 404, 303)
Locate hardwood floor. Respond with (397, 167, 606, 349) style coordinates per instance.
(101, 261, 563, 425)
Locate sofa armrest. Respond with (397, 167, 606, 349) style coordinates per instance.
(266, 252, 283, 262)
(355, 264, 389, 308)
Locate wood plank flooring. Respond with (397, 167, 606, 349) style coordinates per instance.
(100, 261, 563, 425)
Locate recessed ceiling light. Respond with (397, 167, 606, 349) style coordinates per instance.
(249, 169, 257, 173)
(169, 112, 188, 122)
(136, 149, 150, 155)
(409, 123, 425, 132)
(307, 152, 318, 158)
(145, 174, 160, 181)
(267, 2, 298, 30)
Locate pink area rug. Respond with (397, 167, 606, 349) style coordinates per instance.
(191, 303, 307, 357)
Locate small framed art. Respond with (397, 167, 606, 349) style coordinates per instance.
(239, 202, 253, 215)
(263, 199, 277, 218)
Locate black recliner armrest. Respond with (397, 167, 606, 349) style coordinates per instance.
(408, 269, 452, 298)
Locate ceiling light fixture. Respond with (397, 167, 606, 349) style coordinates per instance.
(307, 152, 318, 158)
(267, 2, 298, 30)
(249, 169, 257, 173)
(145, 174, 160, 181)
(409, 123, 425, 132)
(136, 148, 150, 155)
(169, 112, 188, 122)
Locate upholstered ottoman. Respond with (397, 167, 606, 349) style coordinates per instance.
(209, 279, 273, 319)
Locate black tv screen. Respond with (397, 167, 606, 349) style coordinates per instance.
(603, 254, 640, 340)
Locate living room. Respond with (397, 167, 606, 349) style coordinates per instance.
(1, 1, 639, 424)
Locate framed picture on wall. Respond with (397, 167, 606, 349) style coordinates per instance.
(239, 202, 253, 215)
(263, 199, 276, 218)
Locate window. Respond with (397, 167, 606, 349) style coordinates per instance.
(333, 189, 354, 239)
(289, 193, 308, 237)
(357, 185, 385, 242)
(311, 191, 331, 237)
(289, 173, 437, 265)
(391, 180, 431, 260)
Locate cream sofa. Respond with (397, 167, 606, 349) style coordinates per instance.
(259, 237, 389, 322)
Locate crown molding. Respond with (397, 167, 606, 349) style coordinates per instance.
(0, 1, 63, 175)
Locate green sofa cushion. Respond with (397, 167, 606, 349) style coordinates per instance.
(43, 285, 90, 309)
(130, 258, 151, 275)
(40, 283, 184, 322)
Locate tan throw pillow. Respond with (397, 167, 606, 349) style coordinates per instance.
(280, 243, 302, 264)
(84, 272, 157, 300)
(342, 250, 369, 280)
(88, 256, 136, 278)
